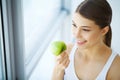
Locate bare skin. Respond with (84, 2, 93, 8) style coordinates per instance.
(51, 44, 72, 80)
(51, 13, 120, 80)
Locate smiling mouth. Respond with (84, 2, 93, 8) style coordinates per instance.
(77, 40, 87, 45)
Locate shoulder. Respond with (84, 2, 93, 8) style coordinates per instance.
(65, 43, 74, 55)
(108, 54, 120, 79)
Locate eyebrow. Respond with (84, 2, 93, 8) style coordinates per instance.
(72, 20, 91, 28)
(72, 20, 76, 25)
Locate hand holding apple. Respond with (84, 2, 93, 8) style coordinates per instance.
(50, 41, 67, 56)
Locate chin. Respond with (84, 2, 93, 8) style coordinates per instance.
(76, 44, 87, 50)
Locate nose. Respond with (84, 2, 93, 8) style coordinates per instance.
(75, 29, 82, 38)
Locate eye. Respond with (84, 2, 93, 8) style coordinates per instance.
(72, 23, 77, 28)
(83, 29, 91, 32)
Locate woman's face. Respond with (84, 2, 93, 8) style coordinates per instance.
(72, 13, 106, 49)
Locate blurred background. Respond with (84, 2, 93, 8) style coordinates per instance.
(0, 0, 120, 80)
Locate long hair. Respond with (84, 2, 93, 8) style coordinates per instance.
(76, 0, 112, 47)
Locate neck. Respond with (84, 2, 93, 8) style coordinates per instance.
(77, 43, 111, 60)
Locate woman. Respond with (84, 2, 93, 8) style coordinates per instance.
(52, 0, 120, 80)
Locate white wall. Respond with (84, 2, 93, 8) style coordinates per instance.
(108, 0, 120, 54)
(72, 0, 120, 54)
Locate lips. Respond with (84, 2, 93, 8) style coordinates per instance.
(77, 40, 87, 45)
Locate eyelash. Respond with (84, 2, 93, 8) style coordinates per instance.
(83, 29, 91, 32)
(72, 24, 91, 32)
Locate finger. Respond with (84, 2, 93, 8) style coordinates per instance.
(56, 52, 67, 61)
(62, 58, 70, 69)
(61, 55, 69, 65)
(60, 53, 69, 64)
(64, 59, 70, 68)
(60, 51, 66, 57)
(56, 52, 65, 60)
(62, 56, 69, 65)
(56, 54, 68, 65)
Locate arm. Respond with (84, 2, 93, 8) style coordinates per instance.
(107, 55, 120, 80)
(51, 43, 73, 80)
(51, 65, 65, 80)
(51, 52, 69, 80)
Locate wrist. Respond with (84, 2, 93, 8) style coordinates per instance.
(54, 66, 65, 75)
(52, 67, 65, 80)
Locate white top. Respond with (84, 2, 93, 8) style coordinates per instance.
(64, 44, 117, 80)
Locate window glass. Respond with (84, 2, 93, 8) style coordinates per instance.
(22, 0, 65, 78)
(23, 0, 61, 61)
(29, 30, 61, 80)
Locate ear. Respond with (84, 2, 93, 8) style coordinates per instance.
(101, 26, 109, 36)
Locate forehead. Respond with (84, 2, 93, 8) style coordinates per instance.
(72, 13, 98, 27)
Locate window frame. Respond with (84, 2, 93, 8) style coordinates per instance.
(1, 0, 25, 80)
(0, 2, 6, 80)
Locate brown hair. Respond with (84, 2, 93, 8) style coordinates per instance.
(76, 0, 112, 47)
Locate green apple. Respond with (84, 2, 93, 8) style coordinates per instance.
(50, 41, 66, 56)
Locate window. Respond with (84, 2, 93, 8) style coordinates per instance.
(0, 12, 3, 80)
(22, 0, 71, 79)
(1, 0, 71, 79)
(0, 4, 6, 80)
(23, 0, 61, 60)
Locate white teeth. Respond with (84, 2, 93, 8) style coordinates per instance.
(78, 41, 86, 43)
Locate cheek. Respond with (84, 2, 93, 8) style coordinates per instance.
(87, 33, 101, 43)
